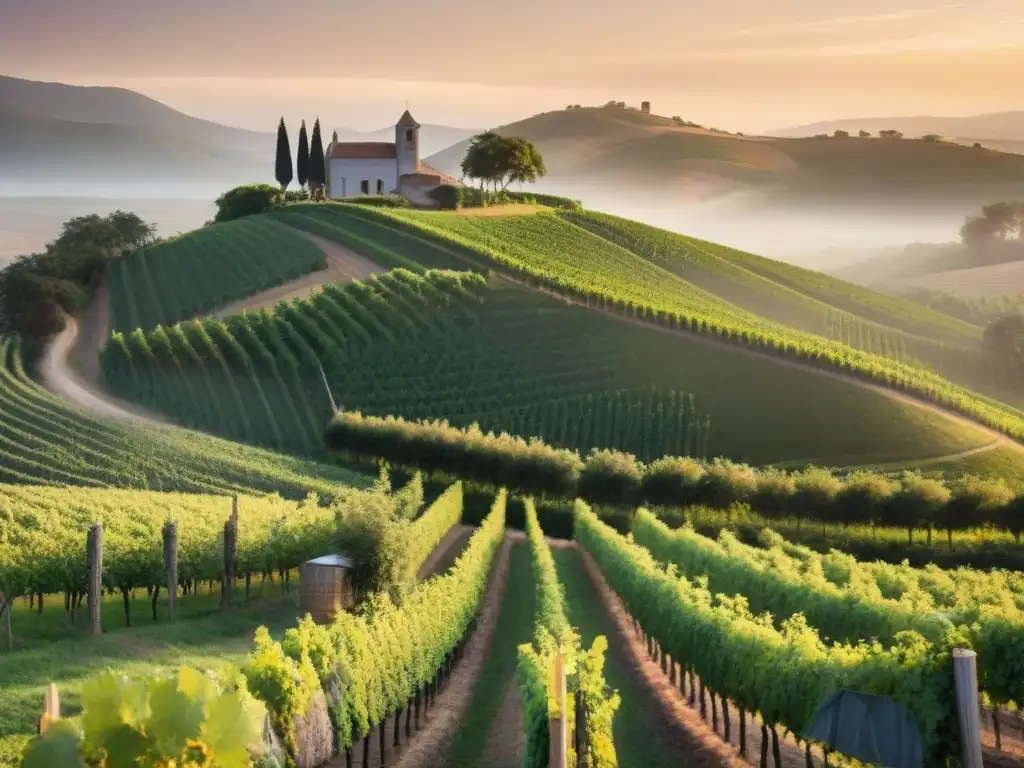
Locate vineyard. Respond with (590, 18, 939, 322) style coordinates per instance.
(0, 335, 366, 498)
(101, 266, 1004, 468)
(109, 216, 327, 332)
(279, 203, 1024, 441)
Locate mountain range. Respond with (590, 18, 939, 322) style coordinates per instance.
(0, 75, 476, 195)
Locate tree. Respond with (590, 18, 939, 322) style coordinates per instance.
(214, 184, 284, 223)
(833, 130, 850, 139)
(858, 130, 871, 138)
(983, 313, 1024, 373)
(960, 201, 1024, 248)
(879, 130, 904, 139)
(275, 117, 293, 190)
(459, 132, 546, 192)
(308, 118, 326, 199)
(921, 134, 942, 142)
(296, 120, 310, 190)
(887, 473, 950, 544)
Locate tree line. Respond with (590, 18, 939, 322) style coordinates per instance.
(324, 410, 1024, 545)
(0, 212, 156, 344)
(274, 116, 329, 198)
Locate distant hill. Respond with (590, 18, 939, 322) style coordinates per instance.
(426, 106, 1024, 209)
(768, 111, 1024, 143)
(0, 75, 274, 194)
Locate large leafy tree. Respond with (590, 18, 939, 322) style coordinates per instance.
(460, 132, 546, 191)
(296, 120, 310, 190)
(984, 312, 1024, 373)
(309, 117, 326, 198)
(961, 201, 1024, 249)
(275, 117, 294, 190)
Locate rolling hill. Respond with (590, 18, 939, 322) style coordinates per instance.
(768, 110, 1024, 142)
(426, 106, 1024, 208)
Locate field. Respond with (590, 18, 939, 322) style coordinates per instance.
(893, 260, 1024, 298)
(109, 216, 328, 332)
(8, 192, 1024, 767)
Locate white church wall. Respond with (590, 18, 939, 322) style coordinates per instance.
(327, 158, 398, 199)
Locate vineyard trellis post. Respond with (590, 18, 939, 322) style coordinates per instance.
(549, 651, 568, 768)
(954, 648, 984, 768)
(222, 496, 238, 611)
(37, 683, 60, 734)
(86, 523, 103, 636)
(163, 520, 178, 623)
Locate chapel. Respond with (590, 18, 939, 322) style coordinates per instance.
(324, 110, 460, 207)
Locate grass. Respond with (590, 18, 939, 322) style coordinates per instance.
(110, 217, 328, 332)
(552, 546, 689, 768)
(0, 595, 300, 767)
(2, 574, 294, 653)
(444, 540, 536, 767)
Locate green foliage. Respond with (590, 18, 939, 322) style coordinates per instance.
(252, 489, 507, 753)
(574, 502, 960, 765)
(460, 133, 546, 191)
(506, 191, 582, 210)
(108, 215, 326, 332)
(405, 482, 463, 572)
(20, 666, 266, 768)
(0, 335, 367, 497)
(213, 184, 286, 224)
(344, 195, 411, 209)
(296, 121, 309, 190)
(244, 627, 321, 764)
(308, 118, 326, 193)
(275, 118, 294, 190)
(0, 211, 156, 341)
(984, 313, 1024, 375)
(430, 184, 463, 210)
(517, 501, 617, 766)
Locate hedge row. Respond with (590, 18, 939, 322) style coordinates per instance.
(324, 411, 1024, 541)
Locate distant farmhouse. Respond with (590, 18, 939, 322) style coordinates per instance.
(325, 110, 460, 206)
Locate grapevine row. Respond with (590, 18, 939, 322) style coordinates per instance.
(243, 489, 507, 764)
(573, 502, 959, 765)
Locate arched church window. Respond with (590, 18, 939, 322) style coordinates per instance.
(376, 179, 385, 194)
(360, 180, 369, 194)
(405, 129, 414, 142)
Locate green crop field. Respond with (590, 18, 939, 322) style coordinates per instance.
(109, 216, 328, 332)
(101, 267, 1003, 467)
(0, 335, 366, 497)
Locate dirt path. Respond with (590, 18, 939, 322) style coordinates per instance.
(327, 534, 513, 768)
(209, 231, 385, 316)
(417, 524, 475, 580)
(38, 314, 169, 427)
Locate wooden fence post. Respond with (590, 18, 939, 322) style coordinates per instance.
(163, 520, 178, 622)
(954, 648, 984, 768)
(549, 651, 568, 768)
(86, 523, 103, 636)
(37, 683, 60, 734)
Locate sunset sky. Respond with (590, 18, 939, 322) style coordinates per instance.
(1, 0, 1021, 132)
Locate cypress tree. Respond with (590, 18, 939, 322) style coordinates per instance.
(309, 117, 326, 194)
(275, 117, 293, 190)
(296, 120, 310, 190)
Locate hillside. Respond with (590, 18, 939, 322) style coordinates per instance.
(425, 106, 1024, 207)
(768, 110, 1024, 142)
(0, 75, 269, 192)
(95, 202, 1024, 473)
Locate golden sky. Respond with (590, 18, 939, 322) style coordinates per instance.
(1, 0, 1021, 131)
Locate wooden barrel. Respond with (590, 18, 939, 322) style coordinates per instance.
(299, 554, 355, 624)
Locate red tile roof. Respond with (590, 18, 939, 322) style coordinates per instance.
(327, 142, 397, 159)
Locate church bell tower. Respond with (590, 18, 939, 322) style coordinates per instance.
(396, 109, 420, 177)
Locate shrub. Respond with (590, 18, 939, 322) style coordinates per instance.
(507, 191, 583, 210)
(430, 184, 463, 210)
(579, 448, 643, 507)
(345, 194, 411, 209)
(214, 183, 285, 223)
